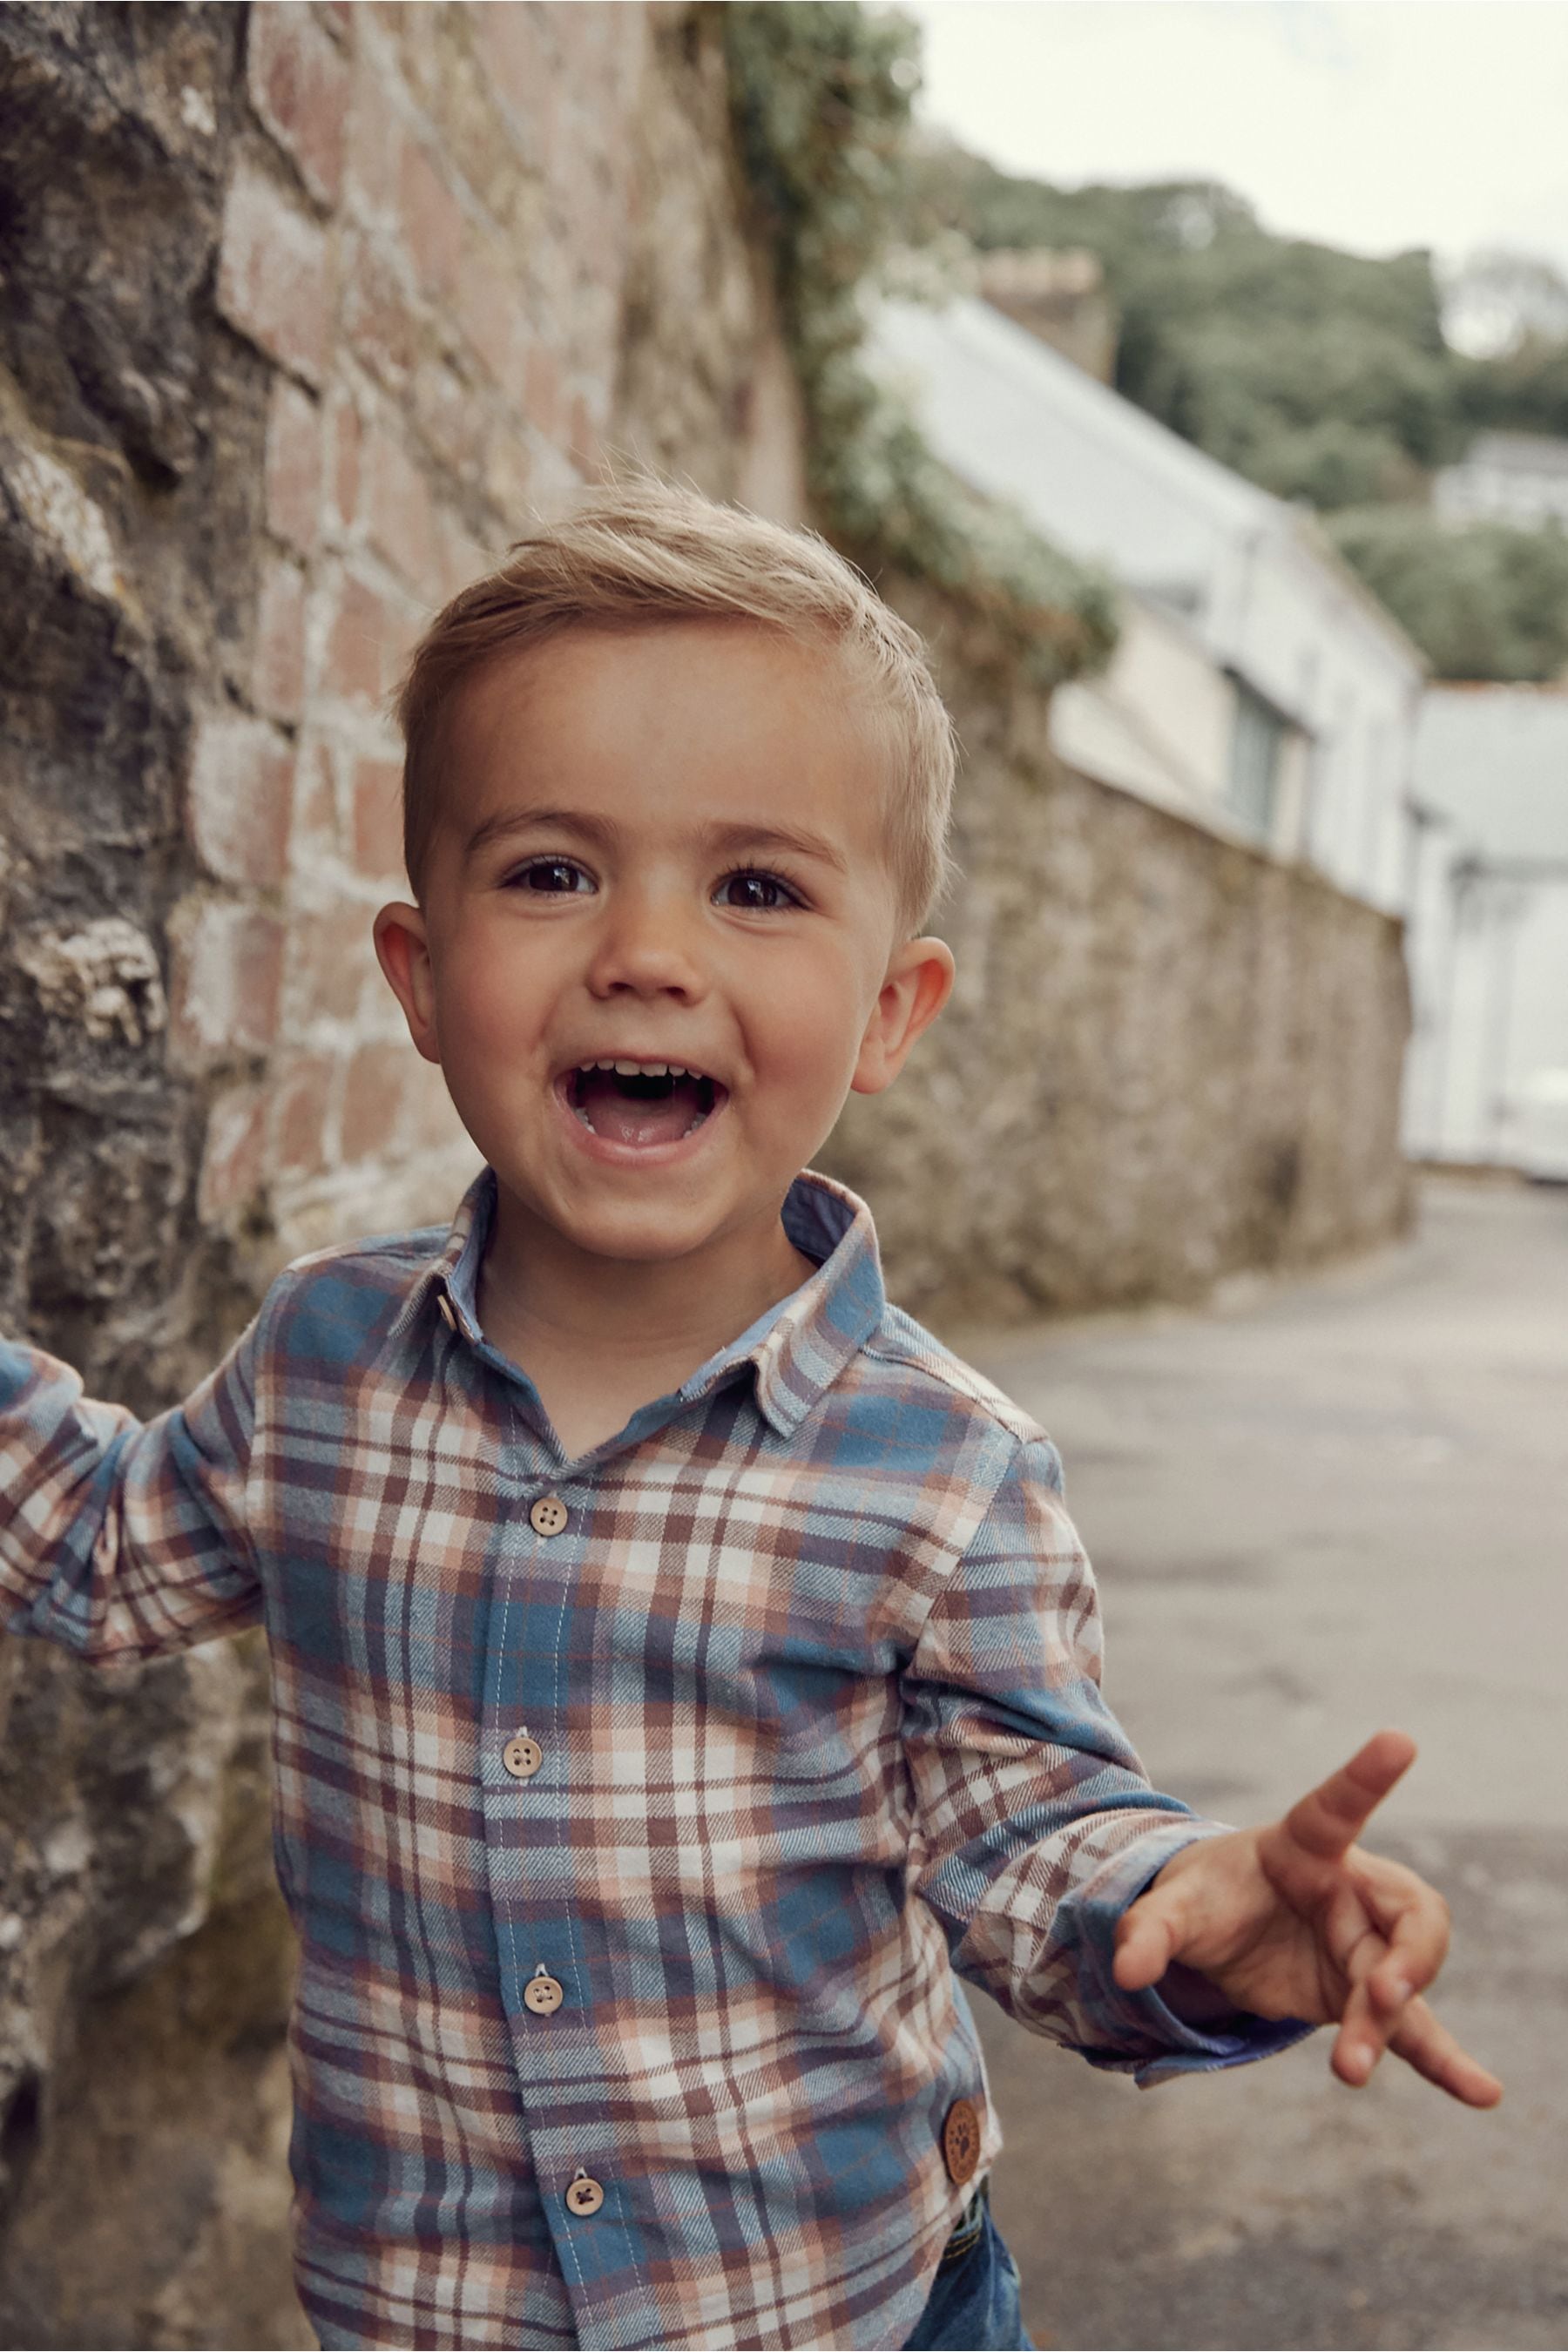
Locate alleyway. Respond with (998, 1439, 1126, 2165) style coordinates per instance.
(962, 1174, 1568, 2350)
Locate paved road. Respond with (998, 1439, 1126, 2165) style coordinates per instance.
(959, 1175, 1568, 2351)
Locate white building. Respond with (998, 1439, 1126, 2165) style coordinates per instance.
(867, 294, 1427, 916)
(1405, 686, 1568, 1173)
(1433, 431, 1568, 531)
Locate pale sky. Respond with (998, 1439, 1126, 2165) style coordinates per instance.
(902, 2, 1568, 307)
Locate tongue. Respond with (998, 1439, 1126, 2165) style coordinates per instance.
(579, 1071, 703, 1146)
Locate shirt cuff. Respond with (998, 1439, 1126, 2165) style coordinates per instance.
(1064, 1819, 1318, 2086)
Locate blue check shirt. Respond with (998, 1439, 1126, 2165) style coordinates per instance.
(0, 1168, 1304, 2349)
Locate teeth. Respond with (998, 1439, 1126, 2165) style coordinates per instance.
(578, 1058, 706, 1080)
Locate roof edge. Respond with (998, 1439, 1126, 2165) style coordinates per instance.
(1285, 506, 1431, 679)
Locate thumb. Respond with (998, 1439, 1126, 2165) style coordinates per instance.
(1113, 1876, 1191, 1992)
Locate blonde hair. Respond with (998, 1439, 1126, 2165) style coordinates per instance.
(395, 482, 956, 935)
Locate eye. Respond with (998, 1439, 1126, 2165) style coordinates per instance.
(715, 868, 801, 912)
(509, 857, 592, 896)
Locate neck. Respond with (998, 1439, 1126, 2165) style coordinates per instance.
(476, 1181, 817, 1378)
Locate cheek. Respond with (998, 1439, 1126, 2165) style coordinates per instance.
(435, 935, 551, 1058)
(747, 958, 868, 1105)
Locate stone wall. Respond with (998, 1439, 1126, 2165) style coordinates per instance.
(0, 5, 797, 2341)
(0, 6, 301, 2338)
(825, 578, 1413, 1328)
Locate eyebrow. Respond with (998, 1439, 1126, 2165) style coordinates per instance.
(463, 806, 849, 875)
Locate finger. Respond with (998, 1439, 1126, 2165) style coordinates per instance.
(1322, 1875, 1382, 1983)
(1323, 1851, 1449, 2008)
(1276, 1730, 1417, 1866)
(1389, 1996, 1504, 2109)
(1356, 1865, 1450, 2011)
(1331, 1975, 1391, 2086)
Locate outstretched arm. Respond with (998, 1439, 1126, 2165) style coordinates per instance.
(1114, 1730, 1502, 2108)
(0, 1315, 264, 1665)
(902, 1433, 1310, 2075)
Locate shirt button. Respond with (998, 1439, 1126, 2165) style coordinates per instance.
(530, 1494, 568, 1537)
(436, 1294, 457, 1331)
(943, 2097, 982, 2185)
(524, 1964, 564, 2016)
(503, 1733, 544, 1781)
(565, 2168, 605, 2217)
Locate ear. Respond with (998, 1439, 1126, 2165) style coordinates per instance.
(851, 936, 956, 1096)
(373, 902, 443, 1065)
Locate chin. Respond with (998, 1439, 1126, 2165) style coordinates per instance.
(557, 1206, 724, 1266)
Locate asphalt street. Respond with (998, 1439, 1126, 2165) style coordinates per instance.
(959, 1174, 1568, 2351)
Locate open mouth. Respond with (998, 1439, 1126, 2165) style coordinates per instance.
(561, 1058, 723, 1149)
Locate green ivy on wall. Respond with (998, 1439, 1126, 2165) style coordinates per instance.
(724, 0, 1118, 689)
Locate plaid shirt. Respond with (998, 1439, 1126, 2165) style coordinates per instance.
(0, 1169, 1301, 2350)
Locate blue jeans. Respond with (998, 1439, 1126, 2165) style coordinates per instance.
(903, 2183, 1032, 2350)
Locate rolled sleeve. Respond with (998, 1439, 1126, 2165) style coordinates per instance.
(1060, 1824, 1317, 2084)
(0, 1311, 265, 1664)
(902, 1434, 1315, 2079)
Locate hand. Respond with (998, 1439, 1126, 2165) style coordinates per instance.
(1113, 1730, 1503, 2107)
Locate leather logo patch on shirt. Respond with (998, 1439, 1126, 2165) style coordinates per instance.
(942, 2097, 982, 2185)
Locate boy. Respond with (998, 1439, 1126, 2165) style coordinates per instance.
(0, 485, 1498, 2352)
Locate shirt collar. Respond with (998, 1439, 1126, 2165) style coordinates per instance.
(391, 1166, 886, 1441)
(385, 1167, 490, 1356)
(677, 1171, 885, 1438)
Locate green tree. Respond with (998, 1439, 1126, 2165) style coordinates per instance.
(902, 136, 1568, 679)
(1326, 508, 1568, 681)
(904, 143, 1467, 493)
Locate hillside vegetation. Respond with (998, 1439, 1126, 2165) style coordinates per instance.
(905, 144, 1568, 681)
(725, 5, 1119, 689)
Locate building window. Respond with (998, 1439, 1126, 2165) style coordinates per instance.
(1227, 679, 1284, 835)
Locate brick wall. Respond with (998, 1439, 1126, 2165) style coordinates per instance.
(207, 1, 630, 1258)
(193, 0, 804, 1283)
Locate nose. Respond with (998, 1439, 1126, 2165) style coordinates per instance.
(584, 882, 708, 1004)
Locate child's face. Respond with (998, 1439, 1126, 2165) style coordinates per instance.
(375, 621, 953, 1273)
